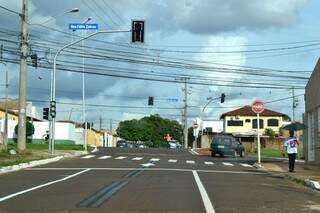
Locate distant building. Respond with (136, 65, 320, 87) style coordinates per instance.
(193, 118, 223, 148)
(305, 59, 320, 165)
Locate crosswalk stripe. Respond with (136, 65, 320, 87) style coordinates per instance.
(240, 163, 253, 168)
(186, 160, 195, 164)
(132, 157, 143, 161)
(115, 156, 127, 160)
(150, 158, 160, 162)
(222, 162, 234, 166)
(82, 155, 95, 159)
(98, 156, 112, 159)
(204, 161, 214, 165)
(168, 159, 177, 163)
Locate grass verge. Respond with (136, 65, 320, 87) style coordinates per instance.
(248, 148, 304, 159)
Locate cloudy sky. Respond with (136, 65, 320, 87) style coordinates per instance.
(0, 0, 319, 129)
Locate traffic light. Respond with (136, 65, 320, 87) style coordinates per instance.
(30, 54, 38, 68)
(221, 93, 225, 103)
(50, 101, 56, 118)
(43, 107, 49, 120)
(148, 96, 154, 106)
(132, 20, 145, 43)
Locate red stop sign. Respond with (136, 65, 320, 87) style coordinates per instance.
(252, 100, 265, 114)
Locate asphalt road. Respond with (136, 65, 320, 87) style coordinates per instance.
(0, 148, 319, 212)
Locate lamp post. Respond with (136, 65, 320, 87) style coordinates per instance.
(29, 8, 79, 25)
(0, 62, 8, 148)
(50, 29, 131, 154)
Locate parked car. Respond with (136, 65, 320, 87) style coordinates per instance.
(116, 140, 128, 148)
(169, 140, 182, 149)
(210, 134, 245, 157)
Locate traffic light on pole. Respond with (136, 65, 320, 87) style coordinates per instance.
(43, 107, 49, 120)
(30, 54, 38, 68)
(148, 96, 154, 106)
(221, 93, 225, 103)
(50, 101, 56, 118)
(131, 20, 145, 43)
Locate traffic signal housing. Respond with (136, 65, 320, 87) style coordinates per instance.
(221, 93, 225, 103)
(43, 107, 49, 120)
(132, 20, 145, 43)
(148, 96, 154, 106)
(50, 101, 56, 118)
(30, 54, 38, 68)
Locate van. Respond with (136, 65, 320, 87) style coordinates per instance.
(210, 134, 245, 157)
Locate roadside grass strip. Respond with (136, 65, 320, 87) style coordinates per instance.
(132, 157, 143, 161)
(204, 161, 214, 165)
(0, 169, 91, 203)
(192, 170, 215, 213)
(222, 162, 234, 166)
(82, 155, 95, 159)
(115, 156, 127, 160)
(168, 159, 177, 163)
(186, 160, 195, 164)
(150, 158, 160, 162)
(240, 163, 253, 168)
(98, 156, 112, 160)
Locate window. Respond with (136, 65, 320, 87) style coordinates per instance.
(227, 120, 243, 126)
(267, 119, 279, 127)
(252, 119, 264, 129)
(245, 119, 251, 123)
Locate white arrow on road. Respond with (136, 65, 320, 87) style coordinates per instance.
(140, 162, 155, 168)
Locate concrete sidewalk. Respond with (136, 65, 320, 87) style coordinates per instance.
(258, 161, 320, 191)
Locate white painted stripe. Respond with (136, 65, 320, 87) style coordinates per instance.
(150, 158, 160, 162)
(26, 167, 265, 175)
(204, 161, 214, 165)
(192, 170, 215, 213)
(132, 157, 143, 161)
(98, 156, 112, 160)
(0, 169, 91, 203)
(186, 160, 195, 164)
(240, 163, 253, 168)
(168, 159, 177, 163)
(222, 162, 233, 166)
(115, 156, 127, 160)
(189, 149, 199, 155)
(82, 155, 95, 159)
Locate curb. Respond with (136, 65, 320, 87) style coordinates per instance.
(0, 151, 88, 175)
(305, 179, 320, 191)
(189, 148, 199, 155)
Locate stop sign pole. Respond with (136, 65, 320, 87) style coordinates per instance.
(252, 100, 265, 164)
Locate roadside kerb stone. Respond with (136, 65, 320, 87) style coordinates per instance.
(0, 151, 88, 175)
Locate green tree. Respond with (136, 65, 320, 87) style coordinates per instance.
(14, 120, 35, 143)
(264, 128, 276, 142)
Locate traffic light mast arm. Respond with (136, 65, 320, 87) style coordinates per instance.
(202, 94, 225, 112)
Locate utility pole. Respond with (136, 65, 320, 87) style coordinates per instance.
(292, 87, 297, 121)
(99, 113, 102, 131)
(109, 119, 113, 132)
(17, 0, 28, 151)
(183, 78, 188, 149)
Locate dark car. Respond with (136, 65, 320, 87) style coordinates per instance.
(210, 134, 245, 157)
(116, 140, 128, 148)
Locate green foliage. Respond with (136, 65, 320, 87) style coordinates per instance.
(116, 114, 183, 144)
(264, 128, 276, 141)
(14, 120, 35, 137)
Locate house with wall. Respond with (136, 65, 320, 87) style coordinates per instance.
(193, 118, 223, 148)
(305, 59, 320, 165)
(220, 106, 288, 150)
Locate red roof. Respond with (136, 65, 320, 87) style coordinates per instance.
(220, 105, 286, 119)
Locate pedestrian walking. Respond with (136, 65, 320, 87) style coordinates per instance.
(283, 130, 299, 172)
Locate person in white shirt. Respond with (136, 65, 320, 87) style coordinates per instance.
(283, 130, 299, 172)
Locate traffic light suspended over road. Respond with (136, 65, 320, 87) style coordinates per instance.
(132, 20, 145, 43)
(43, 107, 49, 120)
(221, 93, 226, 103)
(148, 96, 154, 106)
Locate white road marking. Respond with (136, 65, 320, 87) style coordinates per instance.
(192, 170, 215, 213)
(189, 149, 199, 155)
(186, 160, 195, 164)
(150, 158, 160, 162)
(222, 162, 234, 166)
(132, 157, 143, 161)
(141, 162, 155, 167)
(0, 169, 91, 203)
(204, 161, 214, 165)
(240, 163, 253, 168)
(98, 155, 112, 159)
(168, 159, 177, 163)
(115, 156, 127, 160)
(26, 167, 265, 175)
(82, 155, 95, 159)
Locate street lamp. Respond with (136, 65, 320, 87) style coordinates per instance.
(0, 61, 8, 148)
(29, 8, 80, 25)
(50, 29, 131, 154)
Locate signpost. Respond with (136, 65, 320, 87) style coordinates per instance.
(252, 100, 265, 164)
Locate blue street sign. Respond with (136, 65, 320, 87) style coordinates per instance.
(167, 98, 178, 102)
(69, 23, 99, 30)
